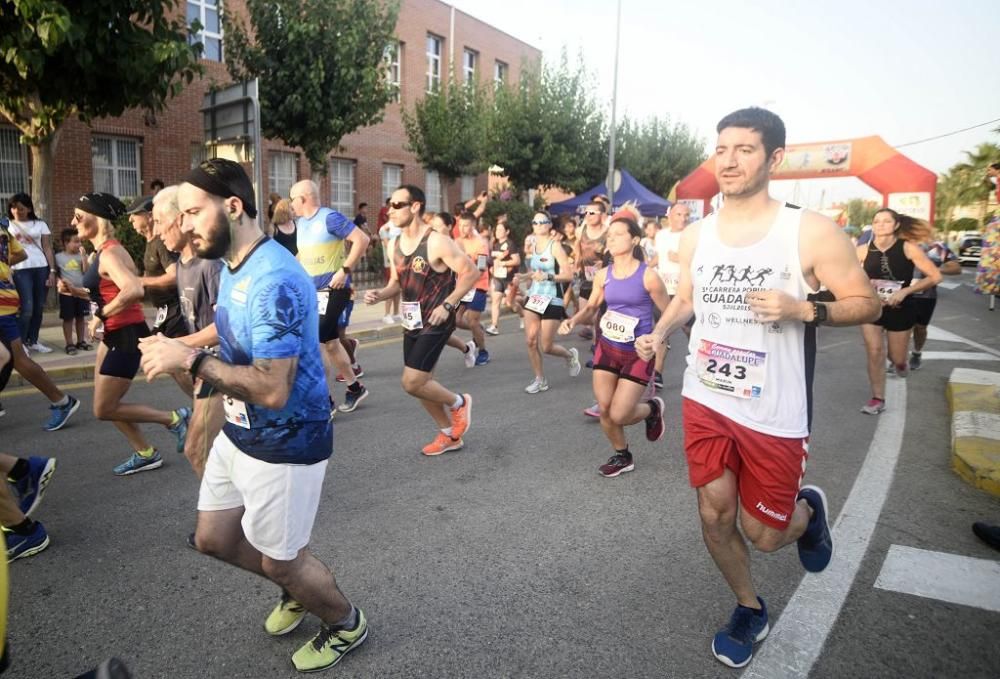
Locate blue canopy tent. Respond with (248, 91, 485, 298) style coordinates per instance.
(547, 169, 671, 217)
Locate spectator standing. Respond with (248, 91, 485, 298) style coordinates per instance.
(6, 193, 55, 353)
(54, 228, 92, 354)
(270, 199, 298, 256)
(378, 218, 401, 324)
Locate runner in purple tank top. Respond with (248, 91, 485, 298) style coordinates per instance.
(559, 215, 670, 477)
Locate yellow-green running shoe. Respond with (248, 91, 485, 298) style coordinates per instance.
(264, 591, 306, 636)
(292, 608, 368, 673)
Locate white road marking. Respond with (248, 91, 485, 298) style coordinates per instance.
(937, 281, 962, 290)
(743, 378, 907, 679)
(927, 326, 1000, 358)
(919, 351, 1000, 362)
(874, 545, 1000, 613)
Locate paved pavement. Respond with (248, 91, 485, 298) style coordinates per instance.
(2, 268, 999, 678)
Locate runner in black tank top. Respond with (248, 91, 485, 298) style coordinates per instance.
(364, 185, 480, 456)
(856, 208, 941, 414)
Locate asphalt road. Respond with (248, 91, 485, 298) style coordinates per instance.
(3, 268, 999, 679)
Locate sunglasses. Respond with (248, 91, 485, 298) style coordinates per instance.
(584, 210, 601, 216)
(389, 200, 412, 210)
(532, 219, 551, 225)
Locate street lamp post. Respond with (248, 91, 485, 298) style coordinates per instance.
(606, 0, 622, 210)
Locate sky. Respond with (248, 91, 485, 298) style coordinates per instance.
(449, 0, 1000, 208)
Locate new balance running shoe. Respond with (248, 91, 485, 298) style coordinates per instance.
(292, 608, 368, 673)
(265, 590, 307, 636)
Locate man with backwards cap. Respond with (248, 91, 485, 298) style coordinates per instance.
(139, 159, 367, 673)
(126, 195, 187, 345)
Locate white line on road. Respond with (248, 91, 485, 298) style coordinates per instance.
(937, 281, 962, 290)
(743, 377, 907, 679)
(926, 325, 1000, 359)
(874, 545, 1000, 613)
(919, 351, 1000, 362)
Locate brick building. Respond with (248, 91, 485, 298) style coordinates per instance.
(0, 0, 540, 230)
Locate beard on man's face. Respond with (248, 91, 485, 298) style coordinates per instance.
(194, 207, 231, 260)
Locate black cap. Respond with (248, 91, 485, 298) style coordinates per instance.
(126, 195, 154, 215)
(77, 193, 127, 221)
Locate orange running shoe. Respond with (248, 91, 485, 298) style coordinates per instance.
(450, 393, 472, 439)
(422, 432, 464, 456)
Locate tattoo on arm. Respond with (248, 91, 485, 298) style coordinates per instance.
(195, 355, 298, 407)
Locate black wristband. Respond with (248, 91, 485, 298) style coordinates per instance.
(95, 309, 107, 322)
(189, 351, 210, 377)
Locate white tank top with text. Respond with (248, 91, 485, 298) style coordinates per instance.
(682, 203, 817, 438)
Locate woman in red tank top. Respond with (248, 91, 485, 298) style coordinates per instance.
(72, 193, 190, 476)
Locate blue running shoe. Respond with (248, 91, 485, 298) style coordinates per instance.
(337, 385, 369, 413)
(475, 349, 490, 366)
(44, 395, 79, 431)
(797, 485, 834, 572)
(11, 456, 57, 517)
(168, 407, 191, 453)
(712, 597, 769, 668)
(113, 450, 163, 476)
(6, 521, 50, 562)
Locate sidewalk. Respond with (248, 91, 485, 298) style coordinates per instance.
(947, 367, 1000, 498)
(8, 297, 407, 388)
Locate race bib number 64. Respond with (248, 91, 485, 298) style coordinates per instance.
(695, 339, 766, 399)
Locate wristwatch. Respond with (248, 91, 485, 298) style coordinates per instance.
(807, 301, 827, 326)
(341, 266, 351, 274)
(443, 301, 456, 314)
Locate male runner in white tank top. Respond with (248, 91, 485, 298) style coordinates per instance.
(636, 108, 880, 669)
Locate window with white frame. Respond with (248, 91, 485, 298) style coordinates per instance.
(425, 170, 442, 213)
(0, 127, 28, 205)
(187, 0, 223, 62)
(463, 49, 478, 85)
(382, 164, 403, 202)
(426, 34, 442, 93)
(329, 159, 355, 215)
(269, 151, 297, 199)
(92, 136, 141, 197)
(384, 41, 401, 102)
(494, 60, 508, 86)
(460, 175, 476, 201)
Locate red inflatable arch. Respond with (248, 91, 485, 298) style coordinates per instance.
(671, 135, 936, 223)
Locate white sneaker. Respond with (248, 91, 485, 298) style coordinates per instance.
(567, 347, 581, 377)
(392, 314, 403, 322)
(381, 315, 395, 325)
(30, 342, 53, 354)
(464, 340, 476, 368)
(484, 325, 499, 336)
(524, 377, 549, 394)
(519, 318, 524, 330)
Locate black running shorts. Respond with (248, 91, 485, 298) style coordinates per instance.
(910, 297, 937, 327)
(403, 325, 454, 373)
(100, 322, 151, 379)
(874, 300, 917, 332)
(318, 289, 353, 343)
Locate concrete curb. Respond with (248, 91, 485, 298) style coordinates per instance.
(947, 367, 1000, 497)
(8, 322, 405, 388)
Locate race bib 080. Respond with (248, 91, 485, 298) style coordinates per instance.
(695, 339, 766, 399)
(599, 309, 640, 343)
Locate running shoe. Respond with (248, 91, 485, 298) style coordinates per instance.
(860, 397, 885, 415)
(422, 433, 464, 456)
(645, 397, 665, 442)
(44, 394, 79, 432)
(711, 597, 769, 668)
(265, 590, 307, 636)
(583, 403, 601, 418)
(908, 351, 922, 371)
(0, 401, 5, 418)
(475, 349, 490, 366)
(450, 393, 472, 439)
(113, 450, 163, 476)
(585, 359, 594, 369)
(12, 456, 57, 516)
(567, 347, 582, 377)
(348, 337, 360, 360)
(186, 532, 198, 551)
(338, 385, 369, 413)
(653, 371, 664, 390)
(796, 485, 834, 572)
(577, 326, 594, 340)
(90, 657, 132, 679)
(352, 363, 364, 379)
(5, 522, 50, 562)
(463, 340, 476, 368)
(885, 362, 895, 375)
(972, 522, 1000, 551)
(894, 363, 909, 379)
(598, 453, 634, 478)
(381, 314, 396, 325)
(291, 608, 368, 673)
(484, 324, 499, 336)
(168, 407, 191, 453)
(524, 377, 549, 394)
(518, 318, 524, 330)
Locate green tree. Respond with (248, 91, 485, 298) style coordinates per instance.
(225, 0, 400, 177)
(936, 142, 1000, 225)
(0, 0, 202, 218)
(614, 115, 706, 198)
(403, 75, 489, 188)
(845, 198, 879, 227)
(488, 52, 606, 194)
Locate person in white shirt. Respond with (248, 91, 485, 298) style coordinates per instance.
(378, 220, 401, 324)
(7, 193, 55, 353)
